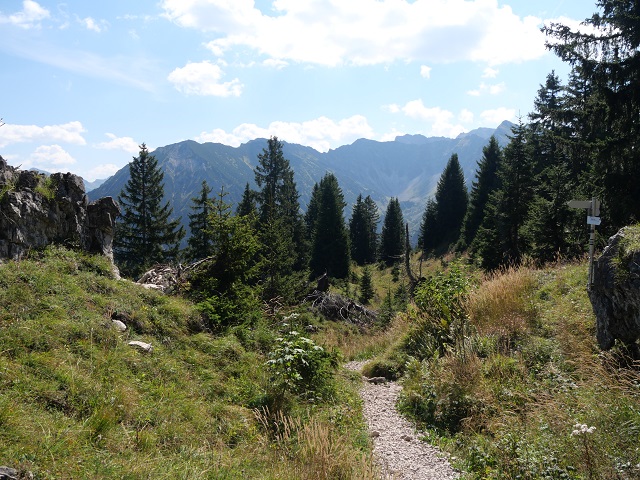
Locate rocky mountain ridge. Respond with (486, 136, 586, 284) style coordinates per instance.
(88, 121, 514, 242)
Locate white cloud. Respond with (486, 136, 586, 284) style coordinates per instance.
(420, 65, 431, 79)
(196, 115, 375, 152)
(0, 121, 86, 148)
(77, 16, 108, 33)
(0, 0, 49, 29)
(482, 67, 499, 78)
(263, 58, 289, 69)
(96, 133, 139, 154)
(389, 99, 466, 137)
(488, 82, 506, 95)
(383, 104, 401, 114)
(86, 163, 120, 180)
(29, 145, 76, 170)
(162, 0, 550, 66)
(6, 40, 157, 91)
(168, 61, 243, 96)
(480, 107, 516, 125)
(467, 81, 506, 96)
(459, 109, 474, 123)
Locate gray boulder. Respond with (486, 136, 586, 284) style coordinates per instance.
(589, 225, 640, 350)
(0, 466, 18, 480)
(0, 156, 119, 263)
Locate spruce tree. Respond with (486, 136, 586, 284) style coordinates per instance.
(349, 194, 379, 265)
(420, 154, 467, 255)
(115, 144, 184, 278)
(254, 136, 307, 300)
(544, 1, 640, 232)
(359, 265, 374, 305)
(189, 188, 262, 328)
(473, 120, 534, 269)
(185, 180, 214, 262)
(236, 182, 257, 218)
(524, 73, 576, 263)
(380, 197, 405, 265)
(309, 173, 350, 279)
(419, 199, 439, 255)
(458, 137, 502, 251)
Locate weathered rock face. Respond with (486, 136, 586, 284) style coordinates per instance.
(589, 225, 640, 350)
(0, 156, 119, 262)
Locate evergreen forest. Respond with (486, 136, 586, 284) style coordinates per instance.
(3, 1, 640, 478)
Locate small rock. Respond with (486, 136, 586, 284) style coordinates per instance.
(112, 319, 127, 332)
(367, 376, 387, 384)
(0, 466, 18, 480)
(128, 340, 153, 352)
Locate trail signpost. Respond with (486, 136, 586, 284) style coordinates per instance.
(567, 197, 600, 288)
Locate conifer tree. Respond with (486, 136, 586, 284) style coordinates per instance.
(349, 194, 379, 265)
(254, 136, 307, 300)
(309, 173, 350, 279)
(544, 1, 640, 232)
(380, 197, 405, 265)
(115, 144, 184, 278)
(458, 137, 502, 251)
(473, 120, 534, 269)
(419, 199, 439, 255)
(185, 180, 213, 262)
(359, 265, 374, 305)
(420, 154, 467, 255)
(189, 188, 261, 328)
(524, 73, 576, 262)
(304, 183, 320, 243)
(236, 182, 257, 218)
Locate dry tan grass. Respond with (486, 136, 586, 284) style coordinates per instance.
(467, 266, 538, 349)
(255, 408, 379, 479)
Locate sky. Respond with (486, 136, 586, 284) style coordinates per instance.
(0, 0, 597, 181)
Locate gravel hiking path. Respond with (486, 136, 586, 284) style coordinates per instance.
(346, 361, 460, 480)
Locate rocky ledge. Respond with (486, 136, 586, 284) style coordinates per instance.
(0, 156, 119, 263)
(589, 224, 640, 351)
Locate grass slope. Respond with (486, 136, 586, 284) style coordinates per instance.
(0, 247, 375, 479)
(387, 261, 640, 479)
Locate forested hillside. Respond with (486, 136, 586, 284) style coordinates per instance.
(89, 121, 514, 244)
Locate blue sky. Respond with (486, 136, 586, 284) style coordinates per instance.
(0, 0, 596, 181)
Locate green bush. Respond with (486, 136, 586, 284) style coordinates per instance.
(402, 264, 472, 359)
(266, 315, 338, 402)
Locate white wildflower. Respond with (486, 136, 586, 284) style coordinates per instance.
(571, 423, 596, 436)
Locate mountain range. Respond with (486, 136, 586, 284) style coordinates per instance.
(88, 120, 515, 243)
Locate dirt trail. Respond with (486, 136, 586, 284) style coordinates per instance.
(346, 361, 459, 480)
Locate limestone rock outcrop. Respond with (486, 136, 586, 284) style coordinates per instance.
(0, 156, 119, 262)
(588, 225, 640, 350)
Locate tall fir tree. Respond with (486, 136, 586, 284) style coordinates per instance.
(359, 265, 374, 305)
(188, 188, 262, 328)
(236, 182, 257, 218)
(304, 182, 321, 243)
(419, 199, 439, 255)
(458, 136, 502, 251)
(420, 153, 468, 255)
(185, 180, 214, 262)
(380, 197, 405, 265)
(308, 173, 350, 279)
(349, 194, 379, 265)
(254, 136, 308, 300)
(544, 0, 640, 233)
(115, 144, 184, 278)
(473, 120, 534, 269)
(524, 73, 577, 263)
